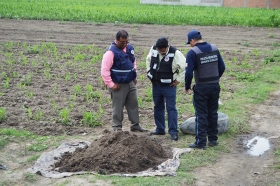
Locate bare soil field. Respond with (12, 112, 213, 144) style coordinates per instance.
(0, 19, 280, 186)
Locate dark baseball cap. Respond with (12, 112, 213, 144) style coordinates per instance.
(186, 30, 202, 44)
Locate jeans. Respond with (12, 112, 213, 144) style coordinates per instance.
(152, 83, 178, 135)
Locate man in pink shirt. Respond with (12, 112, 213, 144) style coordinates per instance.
(101, 30, 147, 132)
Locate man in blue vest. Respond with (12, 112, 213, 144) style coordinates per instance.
(101, 30, 147, 132)
(185, 30, 225, 149)
(146, 37, 186, 141)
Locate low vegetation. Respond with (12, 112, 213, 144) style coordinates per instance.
(0, 0, 279, 27)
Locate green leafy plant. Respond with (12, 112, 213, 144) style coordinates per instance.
(73, 85, 82, 95)
(27, 143, 48, 152)
(138, 97, 143, 107)
(27, 108, 32, 120)
(241, 41, 250, 47)
(43, 69, 52, 79)
(52, 101, 58, 111)
(25, 90, 34, 98)
(22, 55, 29, 66)
(85, 84, 100, 102)
(81, 111, 102, 127)
(27, 45, 40, 54)
(22, 73, 32, 86)
(144, 87, 153, 102)
(0, 107, 6, 122)
(33, 109, 43, 121)
(12, 71, 18, 78)
(268, 33, 274, 38)
(3, 77, 10, 88)
(31, 60, 37, 67)
(3, 42, 14, 52)
(6, 59, 14, 69)
(53, 83, 58, 94)
(64, 72, 70, 81)
(59, 108, 70, 125)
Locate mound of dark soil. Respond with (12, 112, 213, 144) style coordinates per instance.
(54, 130, 172, 174)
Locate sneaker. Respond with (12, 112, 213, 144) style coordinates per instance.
(208, 141, 219, 147)
(189, 143, 206, 150)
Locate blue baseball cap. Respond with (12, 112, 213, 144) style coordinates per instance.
(186, 30, 202, 44)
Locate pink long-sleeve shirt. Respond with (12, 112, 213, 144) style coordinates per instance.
(101, 43, 137, 88)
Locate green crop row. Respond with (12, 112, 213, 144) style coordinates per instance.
(0, 0, 279, 27)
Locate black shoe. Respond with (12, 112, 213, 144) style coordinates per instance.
(208, 141, 219, 147)
(171, 134, 178, 141)
(189, 143, 206, 150)
(130, 125, 148, 132)
(150, 131, 165, 135)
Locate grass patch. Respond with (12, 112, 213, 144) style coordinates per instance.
(0, 128, 33, 137)
(0, 107, 6, 122)
(0, 128, 66, 152)
(24, 173, 37, 182)
(274, 147, 280, 169)
(0, 138, 7, 149)
(26, 155, 40, 163)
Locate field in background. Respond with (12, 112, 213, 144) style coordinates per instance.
(0, 0, 279, 27)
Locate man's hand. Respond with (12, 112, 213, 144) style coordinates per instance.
(170, 80, 180, 87)
(133, 79, 137, 85)
(112, 83, 120, 91)
(185, 89, 192, 95)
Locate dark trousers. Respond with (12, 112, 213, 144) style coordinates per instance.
(193, 83, 220, 146)
(152, 83, 178, 135)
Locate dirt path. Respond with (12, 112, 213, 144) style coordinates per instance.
(194, 90, 280, 186)
(0, 19, 280, 185)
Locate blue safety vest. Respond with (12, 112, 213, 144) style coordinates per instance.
(108, 43, 136, 83)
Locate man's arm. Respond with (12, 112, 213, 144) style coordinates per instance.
(146, 46, 153, 72)
(101, 51, 115, 88)
(217, 50, 226, 77)
(185, 50, 195, 92)
(173, 50, 186, 83)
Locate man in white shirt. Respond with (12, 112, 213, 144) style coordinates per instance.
(146, 37, 186, 141)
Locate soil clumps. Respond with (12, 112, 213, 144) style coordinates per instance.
(54, 130, 172, 174)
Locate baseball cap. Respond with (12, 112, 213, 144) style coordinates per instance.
(186, 30, 202, 44)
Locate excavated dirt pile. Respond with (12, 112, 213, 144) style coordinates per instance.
(54, 130, 172, 174)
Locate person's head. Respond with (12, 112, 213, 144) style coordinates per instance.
(115, 30, 129, 49)
(155, 37, 169, 55)
(186, 30, 202, 47)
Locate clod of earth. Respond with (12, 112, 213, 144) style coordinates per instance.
(54, 130, 172, 174)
